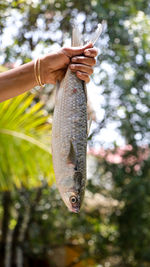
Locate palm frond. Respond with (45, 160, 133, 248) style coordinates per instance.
(0, 92, 54, 190)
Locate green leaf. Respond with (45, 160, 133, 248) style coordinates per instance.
(0, 93, 54, 190)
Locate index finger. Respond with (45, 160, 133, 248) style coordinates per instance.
(62, 43, 93, 58)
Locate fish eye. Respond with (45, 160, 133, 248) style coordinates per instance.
(70, 196, 77, 204)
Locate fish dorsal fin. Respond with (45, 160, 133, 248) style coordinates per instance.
(72, 25, 83, 47)
(87, 117, 92, 136)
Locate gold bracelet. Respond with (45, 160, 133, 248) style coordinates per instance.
(37, 58, 45, 87)
(34, 58, 45, 88)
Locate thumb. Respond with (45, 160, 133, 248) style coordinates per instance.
(62, 42, 93, 58)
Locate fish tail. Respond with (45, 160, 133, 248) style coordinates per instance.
(71, 20, 106, 47)
(90, 20, 107, 46)
(72, 24, 83, 47)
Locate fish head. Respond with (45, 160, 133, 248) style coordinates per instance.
(58, 170, 85, 213)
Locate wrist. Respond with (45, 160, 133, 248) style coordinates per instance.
(34, 58, 45, 87)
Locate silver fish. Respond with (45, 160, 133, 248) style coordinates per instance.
(52, 22, 104, 213)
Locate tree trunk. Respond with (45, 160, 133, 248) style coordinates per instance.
(16, 205, 30, 267)
(10, 187, 42, 267)
(10, 211, 24, 267)
(0, 191, 12, 267)
(23, 187, 43, 263)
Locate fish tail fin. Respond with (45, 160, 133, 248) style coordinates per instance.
(90, 20, 107, 46)
(72, 24, 83, 47)
(71, 20, 106, 47)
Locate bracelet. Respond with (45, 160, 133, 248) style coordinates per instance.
(34, 58, 45, 88)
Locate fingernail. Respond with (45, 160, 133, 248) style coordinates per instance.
(85, 51, 90, 56)
(70, 64, 75, 69)
(72, 58, 77, 62)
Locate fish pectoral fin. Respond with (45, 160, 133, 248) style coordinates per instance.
(67, 141, 79, 170)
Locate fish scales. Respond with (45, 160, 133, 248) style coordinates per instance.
(52, 23, 104, 213)
(52, 69, 87, 176)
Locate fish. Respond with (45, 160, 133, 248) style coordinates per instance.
(52, 22, 105, 213)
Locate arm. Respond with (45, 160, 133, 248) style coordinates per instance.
(0, 61, 36, 102)
(0, 43, 97, 102)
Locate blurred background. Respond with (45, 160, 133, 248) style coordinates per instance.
(0, 0, 150, 266)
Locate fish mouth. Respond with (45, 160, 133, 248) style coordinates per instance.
(71, 199, 81, 213)
(70, 207, 80, 213)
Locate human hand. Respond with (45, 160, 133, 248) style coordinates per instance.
(40, 43, 98, 84)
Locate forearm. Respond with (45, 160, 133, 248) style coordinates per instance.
(0, 61, 37, 102)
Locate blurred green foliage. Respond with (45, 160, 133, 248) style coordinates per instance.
(0, 0, 150, 267)
(0, 93, 53, 190)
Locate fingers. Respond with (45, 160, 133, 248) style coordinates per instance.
(69, 63, 92, 83)
(70, 63, 93, 75)
(69, 47, 97, 83)
(62, 43, 93, 57)
(76, 71, 90, 83)
(84, 48, 98, 57)
(62, 43, 98, 83)
(71, 56, 96, 66)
